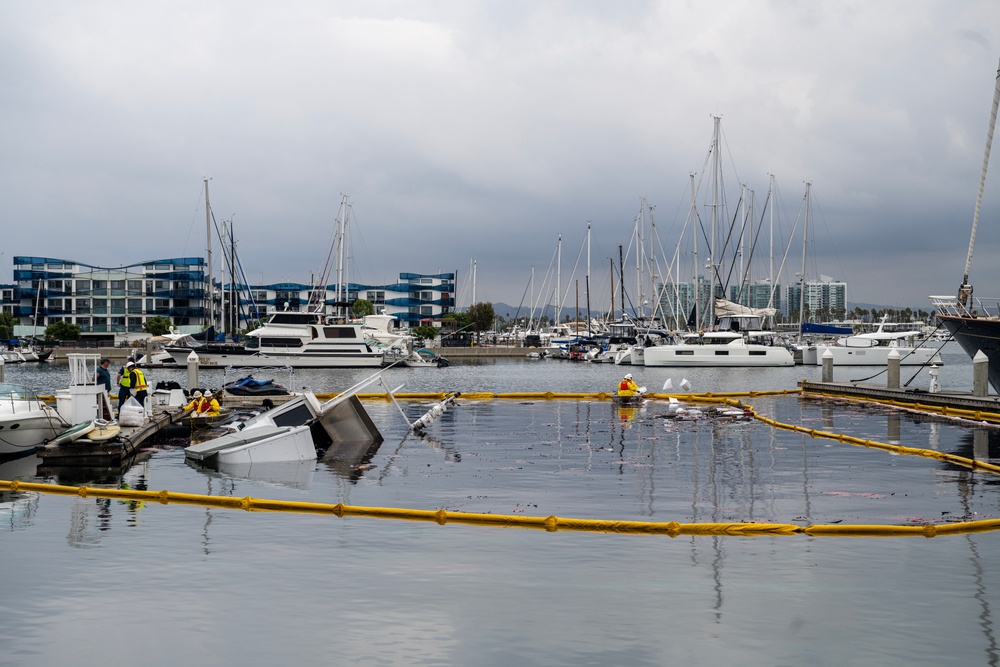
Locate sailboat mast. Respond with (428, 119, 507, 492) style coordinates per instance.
(798, 182, 811, 339)
(690, 172, 699, 330)
(959, 57, 1000, 304)
(205, 178, 214, 330)
(586, 222, 591, 331)
(710, 116, 721, 326)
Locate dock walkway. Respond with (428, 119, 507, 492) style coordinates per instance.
(37, 406, 192, 472)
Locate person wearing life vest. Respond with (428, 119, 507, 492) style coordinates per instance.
(618, 373, 640, 397)
(123, 361, 148, 408)
(200, 391, 221, 417)
(183, 390, 204, 413)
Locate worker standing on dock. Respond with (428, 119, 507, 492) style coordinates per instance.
(116, 357, 135, 415)
(123, 361, 148, 408)
(94, 358, 112, 392)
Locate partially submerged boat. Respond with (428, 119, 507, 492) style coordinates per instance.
(185, 372, 386, 466)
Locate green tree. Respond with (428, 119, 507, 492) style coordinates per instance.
(412, 325, 438, 343)
(45, 320, 81, 340)
(467, 302, 495, 344)
(143, 315, 173, 336)
(352, 299, 375, 318)
(0, 312, 16, 340)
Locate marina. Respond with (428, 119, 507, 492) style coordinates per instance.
(2, 346, 1000, 665)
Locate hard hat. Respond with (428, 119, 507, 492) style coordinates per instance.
(126, 361, 135, 368)
(203, 391, 213, 398)
(625, 373, 632, 380)
(192, 390, 202, 398)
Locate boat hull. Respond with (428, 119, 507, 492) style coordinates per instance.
(809, 344, 941, 366)
(642, 344, 794, 367)
(0, 411, 63, 456)
(937, 314, 1000, 391)
(164, 346, 384, 368)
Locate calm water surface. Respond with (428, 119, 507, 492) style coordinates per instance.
(2, 342, 999, 666)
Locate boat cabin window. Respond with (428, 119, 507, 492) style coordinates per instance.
(323, 326, 359, 339)
(269, 312, 322, 325)
(259, 337, 301, 347)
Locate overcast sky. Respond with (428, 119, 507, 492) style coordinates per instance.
(2, 1, 999, 315)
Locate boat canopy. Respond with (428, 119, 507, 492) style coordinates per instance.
(801, 322, 853, 335)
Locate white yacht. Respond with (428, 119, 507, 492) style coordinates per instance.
(804, 316, 942, 366)
(164, 311, 385, 368)
(642, 302, 794, 368)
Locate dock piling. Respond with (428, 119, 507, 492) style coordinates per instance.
(187, 350, 199, 391)
(821, 349, 833, 383)
(974, 350, 989, 397)
(887, 349, 900, 389)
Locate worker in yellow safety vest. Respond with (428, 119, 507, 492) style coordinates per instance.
(123, 361, 148, 408)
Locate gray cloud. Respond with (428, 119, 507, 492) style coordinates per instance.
(2, 1, 998, 311)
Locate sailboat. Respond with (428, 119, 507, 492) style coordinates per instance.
(931, 58, 1000, 390)
(643, 116, 793, 368)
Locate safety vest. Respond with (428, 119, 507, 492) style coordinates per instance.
(131, 368, 148, 391)
(120, 369, 131, 388)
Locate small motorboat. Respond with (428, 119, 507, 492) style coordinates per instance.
(401, 349, 449, 368)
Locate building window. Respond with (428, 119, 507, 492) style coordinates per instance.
(76, 280, 90, 295)
(128, 280, 142, 293)
(111, 299, 125, 314)
(77, 317, 90, 328)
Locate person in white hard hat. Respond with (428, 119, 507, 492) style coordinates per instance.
(200, 390, 221, 417)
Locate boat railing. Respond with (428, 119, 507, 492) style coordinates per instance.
(931, 294, 1000, 319)
(0, 383, 45, 409)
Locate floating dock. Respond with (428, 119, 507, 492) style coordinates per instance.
(799, 380, 1000, 421)
(36, 406, 191, 473)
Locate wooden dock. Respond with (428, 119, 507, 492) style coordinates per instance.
(36, 406, 192, 473)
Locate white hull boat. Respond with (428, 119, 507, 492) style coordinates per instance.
(185, 423, 317, 465)
(642, 337, 794, 367)
(805, 316, 942, 366)
(165, 311, 384, 368)
(0, 383, 68, 457)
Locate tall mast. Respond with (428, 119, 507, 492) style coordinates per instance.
(768, 173, 775, 311)
(586, 222, 591, 332)
(959, 57, 1000, 306)
(709, 116, 721, 326)
(798, 182, 811, 339)
(205, 178, 213, 330)
(690, 172, 699, 330)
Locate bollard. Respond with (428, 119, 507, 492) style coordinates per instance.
(821, 349, 833, 383)
(886, 348, 900, 389)
(929, 364, 941, 393)
(187, 350, 200, 392)
(0, 355, 4, 382)
(973, 350, 989, 398)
